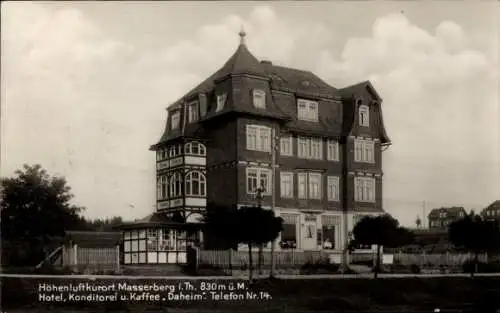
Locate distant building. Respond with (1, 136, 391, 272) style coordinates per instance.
(480, 200, 500, 221)
(118, 30, 392, 265)
(427, 207, 467, 230)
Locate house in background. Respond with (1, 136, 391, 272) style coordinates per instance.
(119, 29, 391, 265)
(427, 207, 467, 230)
(481, 200, 500, 221)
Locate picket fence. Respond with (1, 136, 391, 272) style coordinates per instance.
(198, 249, 488, 268)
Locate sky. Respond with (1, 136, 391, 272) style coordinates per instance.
(1, 1, 499, 227)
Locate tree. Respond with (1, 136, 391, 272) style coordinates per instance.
(448, 213, 500, 277)
(415, 215, 422, 229)
(201, 204, 240, 274)
(237, 206, 283, 281)
(351, 214, 414, 278)
(202, 204, 283, 281)
(1, 164, 86, 265)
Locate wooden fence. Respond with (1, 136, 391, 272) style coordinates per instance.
(199, 250, 333, 269)
(199, 249, 490, 269)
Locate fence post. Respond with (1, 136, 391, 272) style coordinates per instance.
(116, 245, 120, 272)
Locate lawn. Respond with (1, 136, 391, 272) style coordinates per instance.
(1, 276, 499, 312)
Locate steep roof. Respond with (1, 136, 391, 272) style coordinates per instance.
(481, 200, 500, 216)
(65, 231, 121, 248)
(428, 206, 467, 219)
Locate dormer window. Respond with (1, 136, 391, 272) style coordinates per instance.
(297, 99, 318, 122)
(252, 89, 266, 109)
(187, 101, 198, 123)
(216, 93, 227, 112)
(359, 104, 369, 127)
(171, 111, 180, 130)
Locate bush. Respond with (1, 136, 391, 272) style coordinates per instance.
(463, 261, 500, 273)
(300, 260, 340, 274)
(411, 264, 421, 274)
(33, 264, 73, 275)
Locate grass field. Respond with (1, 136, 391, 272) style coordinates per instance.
(2, 276, 500, 312)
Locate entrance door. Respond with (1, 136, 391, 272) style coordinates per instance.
(302, 221, 317, 250)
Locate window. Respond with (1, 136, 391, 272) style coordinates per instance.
(280, 172, 293, 199)
(354, 177, 376, 203)
(280, 213, 298, 249)
(308, 173, 322, 199)
(280, 135, 293, 156)
(354, 139, 375, 163)
(169, 172, 182, 198)
(359, 105, 369, 127)
(327, 176, 340, 201)
(297, 99, 319, 122)
(187, 102, 198, 123)
(185, 171, 206, 197)
(171, 111, 180, 130)
(298, 173, 307, 199)
(297, 137, 309, 158)
(246, 168, 272, 195)
(157, 175, 168, 200)
(321, 216, 338, 250)
(216, 93, 227, 112)
(327, 140, 339, 161)
(184, 142, 206, 156)
(252, 89, 266, 108)
(297, 136, 323, 160)
(246, 125, 271, 152)
(310, 138, 322, 160)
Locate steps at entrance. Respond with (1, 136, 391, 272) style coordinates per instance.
(122, 265, 186, 277)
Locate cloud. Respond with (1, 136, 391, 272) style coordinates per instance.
(2, 3, 498, 226)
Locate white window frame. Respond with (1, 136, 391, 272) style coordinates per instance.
(327, 140, 339, 161)
(216, 93, 227, 112)
(359, 105, 369, 127)
(354, 177, 376, 203)
(280, 172, 294, 199)
(297, 137, 309, 158)
(310, 138, 323, 160)
(297, 99, 319, 122)
(246, 125, 271, 152)
(298, 172, 307, 199)
(157, 175, 168, 200)
(187, 101, 198, 123)
(171, 111, 180, 130)
(308, 173, 322, 199)
(252, 89, 266, 109)
(327, 176, 340, 201)
(185, 171, 206, 197)
(354, 139, 375, 163)
(297, 136, 323, 160)
(184, 142, 206, 156)
(280, 135, 293, 156)
(246, 168, 272, 195)
(169, 172, 183, 198)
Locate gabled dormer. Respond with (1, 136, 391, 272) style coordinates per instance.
(339, 81, 391, 145)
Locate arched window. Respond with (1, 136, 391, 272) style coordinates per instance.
(185, 171, 206, 197)
(169, 146, 176, 157)
(169, 173, 182, 197)
(359, 104, 369, 127)
(184, 142, 206, 156)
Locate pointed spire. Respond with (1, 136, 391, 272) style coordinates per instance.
(238, 25, 246, 45)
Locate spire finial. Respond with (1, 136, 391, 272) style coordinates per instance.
(238, 25, 246, 45)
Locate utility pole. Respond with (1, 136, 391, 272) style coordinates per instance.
(422, 200, 426, 229)
(269, 127, 278, 278)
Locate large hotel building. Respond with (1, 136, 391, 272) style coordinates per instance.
(120, 30, 391, 265)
